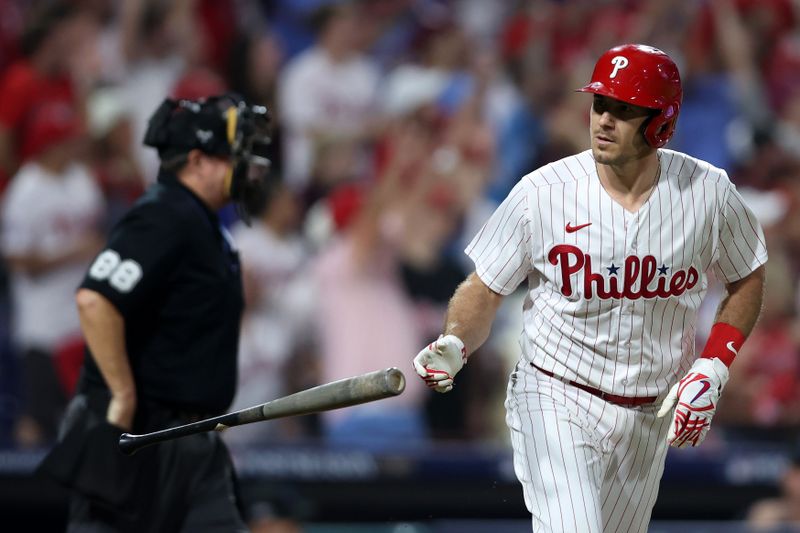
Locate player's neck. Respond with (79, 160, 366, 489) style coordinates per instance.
(596, 151, 661, 212)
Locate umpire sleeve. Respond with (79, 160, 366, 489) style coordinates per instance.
(711, 182, 769, 283)
(80, 203, 184, 316)
(465, 180, 533, 295)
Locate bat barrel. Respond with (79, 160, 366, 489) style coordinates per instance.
(257, 367, 406, 418)
(384, 367, 405, 395)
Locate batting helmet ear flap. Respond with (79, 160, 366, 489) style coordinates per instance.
(643, 101, 680, 148)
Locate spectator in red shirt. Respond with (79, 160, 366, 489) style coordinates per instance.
(0, 2, 91, 191)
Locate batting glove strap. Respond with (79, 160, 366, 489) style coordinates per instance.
(657, 357, 729, 448)
(412, 335, 467, 393)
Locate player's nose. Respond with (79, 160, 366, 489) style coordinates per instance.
(597, 110, 615, 128)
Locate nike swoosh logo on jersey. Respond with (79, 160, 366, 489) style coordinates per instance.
(726, 341, 738, 356)
(566, 222, 592, 233)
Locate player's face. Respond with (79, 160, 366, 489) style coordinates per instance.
(590, 95, 654, 165)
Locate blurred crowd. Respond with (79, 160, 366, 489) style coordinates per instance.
(0, 0, 799, 456)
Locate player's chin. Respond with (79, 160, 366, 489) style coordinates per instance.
(591, 145, 617, 164)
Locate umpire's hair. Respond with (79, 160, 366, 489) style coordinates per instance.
(20, 1, 78, 57)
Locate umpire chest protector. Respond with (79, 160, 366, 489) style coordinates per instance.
(79, 169, 244, 414)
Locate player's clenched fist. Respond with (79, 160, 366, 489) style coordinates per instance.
(413, 335, 467, 393)
(657, 357, 729, 448)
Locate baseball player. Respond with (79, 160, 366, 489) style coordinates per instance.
(413, 44, 767, 532)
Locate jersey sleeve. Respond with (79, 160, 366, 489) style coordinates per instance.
(465, 180, 533, 295)
(711, 182, 768, 283)
(80, 204, 184, 316)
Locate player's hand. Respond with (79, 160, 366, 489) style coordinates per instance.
(656, 357, 729, 448)
(413, 335, 467, 393)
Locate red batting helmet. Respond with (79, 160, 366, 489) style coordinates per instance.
(578, 44, 682, 148)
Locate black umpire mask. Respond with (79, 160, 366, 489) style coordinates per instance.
(221, 99, 273, 224)
(226, 154, 271, 224)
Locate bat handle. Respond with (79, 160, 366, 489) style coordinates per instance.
(119, 415, 227, 455)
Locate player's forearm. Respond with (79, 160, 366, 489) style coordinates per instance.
(699, 266, 765, 367)
(714, 265, 765, 336)
(443, 272, 504, 356)
(75, 288, 136, 401)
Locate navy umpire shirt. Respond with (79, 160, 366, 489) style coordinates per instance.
(78, 169, 244, 414)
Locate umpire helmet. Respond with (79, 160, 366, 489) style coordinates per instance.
(143, 93, 274, 223)
(143, 93, 270, 162)
(577, 44, 682, 148)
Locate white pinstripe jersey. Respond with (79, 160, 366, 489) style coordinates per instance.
(466, 149, 768, 398)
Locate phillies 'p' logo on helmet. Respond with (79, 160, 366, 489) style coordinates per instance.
(578, 44, 683, 148)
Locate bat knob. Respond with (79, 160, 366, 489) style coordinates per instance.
(118, 432, 139, 455)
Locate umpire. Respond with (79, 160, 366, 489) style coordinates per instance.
(39, 93, 273, 532)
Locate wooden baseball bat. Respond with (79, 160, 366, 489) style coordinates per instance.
(119, 367, 405, 455)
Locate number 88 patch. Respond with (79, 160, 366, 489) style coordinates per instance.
(88, 249, 143, 293)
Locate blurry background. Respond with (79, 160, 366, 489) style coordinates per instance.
(0, 0, 799, 531)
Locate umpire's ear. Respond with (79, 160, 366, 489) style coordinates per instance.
(185, 149, 204, 168)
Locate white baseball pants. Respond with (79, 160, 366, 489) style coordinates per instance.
(505, 361, 672, 533)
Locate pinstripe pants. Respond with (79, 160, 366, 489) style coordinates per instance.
(505, 361, 671, 533)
